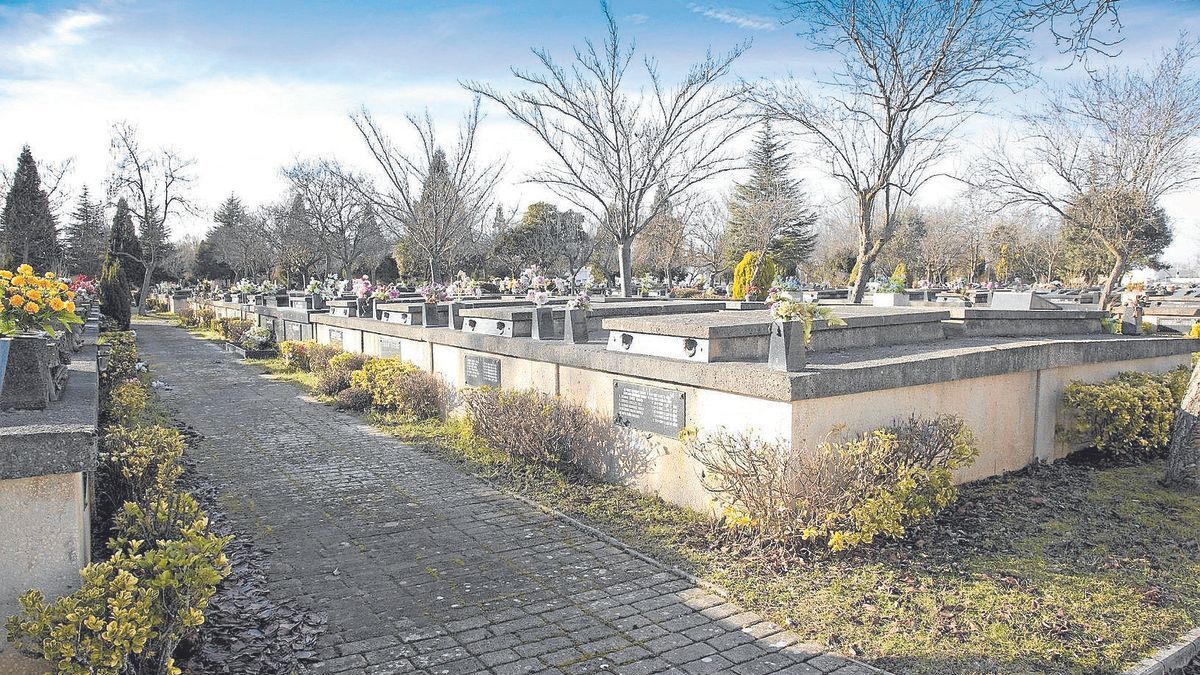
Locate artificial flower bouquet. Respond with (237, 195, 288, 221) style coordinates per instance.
(0, 265, 82, 337)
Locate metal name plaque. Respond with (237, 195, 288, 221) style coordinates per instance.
(464, 354, 501, 387)
(380, 337, 403, 358)
(328, 328, 345, 348)
(613, 381, 685, 437)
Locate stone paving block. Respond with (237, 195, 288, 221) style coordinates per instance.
(135, 321, 877, 675)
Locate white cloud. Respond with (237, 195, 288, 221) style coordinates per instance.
(12, 10, 108, 66)
(687, 4, 775, 31)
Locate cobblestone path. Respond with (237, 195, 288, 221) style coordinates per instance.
(138, 321, 879, 675)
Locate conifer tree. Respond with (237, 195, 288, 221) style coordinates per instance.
(725, 123, 818, 277)
(63, 186, 108, 277)
(0, 146, 61, 271)
(107, 198, 144, 287)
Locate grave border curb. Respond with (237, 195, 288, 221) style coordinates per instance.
(1124, 627, 1200, 675)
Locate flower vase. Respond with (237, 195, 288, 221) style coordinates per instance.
(0, 333, 52, 410)
(767, 320, 806, 372)
(563, 308, 589, 344)
(531, 306, 555, 340)
(422, 303, 447, 328)
(448, 301, 465, 330)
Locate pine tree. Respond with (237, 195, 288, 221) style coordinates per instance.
(725, 123, 818, 276)
(0, 146, 60, 271)
(63, 186, 108, 277)
(108, 198, 144, 287)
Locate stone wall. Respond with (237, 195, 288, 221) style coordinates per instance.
(0, 312, 100, 673)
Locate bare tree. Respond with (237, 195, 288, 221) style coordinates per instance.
(108, 121, 196, 313)
(748, 0, 1033, 302)
(686, 199, 732, 281)
(463, 6, 751, 296)
(977, 37, 1200, 306)
(350, 99, 502, 282)
(283, 159, 380, 278)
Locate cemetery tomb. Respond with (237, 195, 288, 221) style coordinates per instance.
(458, 300, 727, 339)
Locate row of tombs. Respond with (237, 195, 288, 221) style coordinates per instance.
(185, 291, 1196, 512)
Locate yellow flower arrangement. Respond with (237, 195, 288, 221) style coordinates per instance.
(0, 264, 82, 336)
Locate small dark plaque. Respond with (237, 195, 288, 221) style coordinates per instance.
(380, 337, 403, 358)
(328, 328, 345, 348)
(614, 381, 685, 436)
(284, 321, 301, 342)
(464, 353, 501, 387)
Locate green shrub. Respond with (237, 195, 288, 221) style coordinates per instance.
(239, 326, 275, 352)
(314, 352, 369, 396)
(731, 251, 775, 301)
(214, 318, 253, 344)
(462, 388, 605, 467)
(685, 415, 978, 551)
(103, 379, 148, 427)
(99, 332, 140, 388)
(334, 386, 373, 411)
(6, 521, 231, 675)
(279, 340, 313, 371)
(6, 559, 158, 675)
(348, 358, 448, 418)
(99, 257, 131, 331)
(109, 490, 203, 550)
(193, 307, 216, 330)
(174, 307, 197, 328)
(307, 343, 343, 374)
(1061, 371, 1178, 458)
(100, 424, 185, 510)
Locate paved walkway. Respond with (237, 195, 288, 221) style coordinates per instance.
(137, 321, 876, 675)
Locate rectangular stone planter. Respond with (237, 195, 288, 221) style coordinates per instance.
(0, 334, 52, 411)
(872, 292, 910, 307)
(767, 320, 806, 372)
(563, 308, 589, 343)
(422, 303, 449, 328)
(225, 342, 277, 359)
(531, 306, 556, 340)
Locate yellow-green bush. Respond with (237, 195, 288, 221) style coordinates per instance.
(350, 358, 416, 407)
(193, 307, 216, 330)
(6, 521, 230, 675)
(314, 352, 369, 396)
(307, 343, 343, 374)
(103, 379, 148, 427)
(214, 318, 253, 344)
(99, 332, 140, 388)
(685, 415, 978, 551)
(99, 424, 185, 511)
(6, 560, 159, 675)
(1060, 371, 1181, 458)
(731, 251, 776, 301)
(279, 340, 313, 371)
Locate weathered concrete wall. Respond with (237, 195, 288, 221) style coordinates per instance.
(0, 473, 89, 673)
(195, 301, 1200, 512)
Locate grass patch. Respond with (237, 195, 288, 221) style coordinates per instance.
(225, 352, 1200, 675)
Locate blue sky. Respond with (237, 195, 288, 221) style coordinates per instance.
(1, 0, 1198, 264)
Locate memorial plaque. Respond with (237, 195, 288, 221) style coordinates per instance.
(613, 381, 685, 436)
(464, 354, 501, 387)
(284, 321, 301, 342)
(380, 337, 403, 358)
(328, 328, 345, 348)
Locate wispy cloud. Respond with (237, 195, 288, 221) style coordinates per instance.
(687, 3, 775, 31)
(625, 13, 650, 25)
(13, 9, 109, 66)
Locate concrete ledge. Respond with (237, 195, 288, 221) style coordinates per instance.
(0, 316, 100, 480)
(306, 311, 1200, 402)
(1123, 626, 1200, 674)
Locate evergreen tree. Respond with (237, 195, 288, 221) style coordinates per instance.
(99, 256, 131, 330)
(725, 123, 818, 276)
(63, 186, 108, 277)
(0, 146, 60, 271)
(108, 198, 145, 287)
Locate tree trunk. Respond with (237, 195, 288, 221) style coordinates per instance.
(1099, 250, 1127, 309)
(1166, 361, 1200, 487)
(617, 237, 634, 297)
(136, 255, 155, 315)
